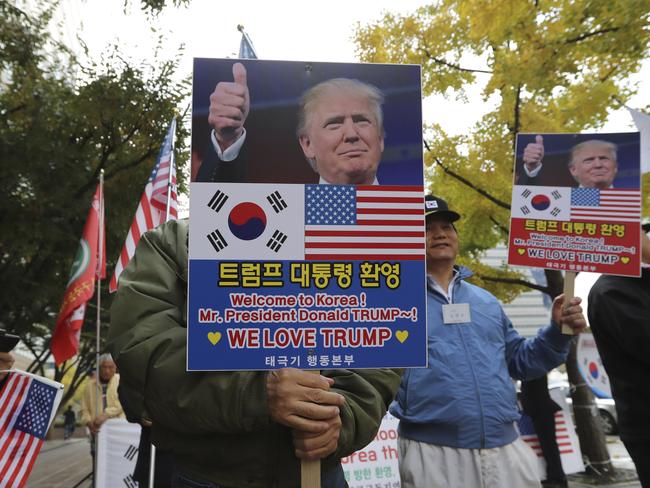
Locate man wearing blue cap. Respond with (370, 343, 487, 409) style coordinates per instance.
(390, 195, 587, 488)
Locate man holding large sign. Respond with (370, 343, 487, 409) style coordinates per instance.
(109, 219, 403, 487)
(110, 59, 421, 488)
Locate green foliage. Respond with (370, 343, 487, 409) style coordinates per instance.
(355, 0, 650, 301)
(0, 1, 190, 390)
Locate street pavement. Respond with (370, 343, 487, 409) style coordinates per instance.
(27, 432, 641, 487)
(28, 437, 92, 488)
(568, 436, 642, 488)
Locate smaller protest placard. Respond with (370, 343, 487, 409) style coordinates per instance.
(509, 132, 642, 277)
(576, 332, 612, 398)
(96, 419, 141, 488)
(341, 413, 401, 488)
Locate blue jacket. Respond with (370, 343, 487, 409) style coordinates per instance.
(389, 266, 572, 449)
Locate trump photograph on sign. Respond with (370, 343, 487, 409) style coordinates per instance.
(513, 132, 641, 189)
(191, 58, 423, 186)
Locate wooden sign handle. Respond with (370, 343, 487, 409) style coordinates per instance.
(562, 271, 577, 335)
(301, 458, 320, 488)
(301, 370, 321, 488)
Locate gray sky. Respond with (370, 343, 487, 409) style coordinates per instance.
(63, 0, 647, 138)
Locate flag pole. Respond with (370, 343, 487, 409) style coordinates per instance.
(237, 24, 258, 58)
(94, 169, 105, 484)
(149, 117, 176, 488)
(148, 117, 177, 488)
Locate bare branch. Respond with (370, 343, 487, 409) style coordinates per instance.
(565, 27, 620, 44)
(432, 157, 511, 210)
(476, 274, 548, 293)
(421, 48, 492, 74)
(489, 216, 509, 237)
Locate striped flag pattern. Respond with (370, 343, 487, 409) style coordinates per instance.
(304, 185, 425, 260)
(0, 371, 63, 488)
(109, 119, 178, 292)
(520, 411, 575, 457)
(570, 188, 641, 222)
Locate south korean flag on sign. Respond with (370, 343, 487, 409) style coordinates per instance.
(189, 182, 305, 260)
(510, 185, 571, 221)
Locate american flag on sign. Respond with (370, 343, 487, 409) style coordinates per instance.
(109, 118, 178, 292)
(0, 371, 63, 488)
(304, 185, 425, 260)
(570, 188, 641, 222)
(520, 411, 574, 458)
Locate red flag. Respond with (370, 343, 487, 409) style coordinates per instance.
(109, 118, 178, 292)
(51, 183, 105, 365)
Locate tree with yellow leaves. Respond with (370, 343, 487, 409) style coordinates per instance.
(355, 0, 650, 481)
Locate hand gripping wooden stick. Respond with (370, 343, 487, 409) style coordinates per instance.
(301, 370, 321, 488)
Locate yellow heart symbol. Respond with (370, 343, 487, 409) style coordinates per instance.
(621, 257, 630, 264)
(396, 330, 409, 343)
(517, 248, 525, 255)
(207, 331, 222, 345)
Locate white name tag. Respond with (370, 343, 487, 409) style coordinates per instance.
(442, 303, 471, 324)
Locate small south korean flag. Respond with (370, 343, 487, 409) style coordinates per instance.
(510, 185, 571, 221)
(189, 182, 305, 260)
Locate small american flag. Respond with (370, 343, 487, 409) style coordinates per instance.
(570, 188, 641, 222)
(304, 185, 424, 260)
(0, 371, 63, 488)
(109, 118, 178, 292)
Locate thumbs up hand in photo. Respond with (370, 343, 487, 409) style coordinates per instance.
(209, 62, 250, 150)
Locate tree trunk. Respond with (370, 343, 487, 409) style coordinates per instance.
(566, 341, 616, 478)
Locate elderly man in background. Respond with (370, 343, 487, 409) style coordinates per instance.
(81, 352, 125, 482)
(197, 62, 385, 185)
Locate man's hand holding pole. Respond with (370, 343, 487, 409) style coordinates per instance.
(551, 291, 586, 335)
(266, 368, 345, 486)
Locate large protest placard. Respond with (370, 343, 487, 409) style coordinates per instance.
(509, 132, 641, 277)
(188, 59, 426, 370)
